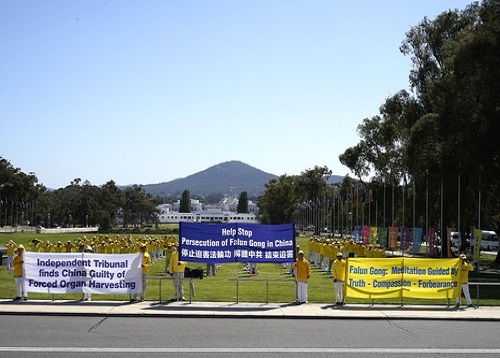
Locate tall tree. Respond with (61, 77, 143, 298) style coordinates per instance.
(258, 175, 298, 224)
(179, 189, 191, 213)
(237, 191, 249, 213)
(339, 1, 500, 258)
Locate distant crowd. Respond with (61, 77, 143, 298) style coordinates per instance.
(307, 237, 385, 273)
(5, 234, 179, 265)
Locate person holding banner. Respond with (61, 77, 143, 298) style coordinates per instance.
(456, 254, 475, 308)
(332, 252, 346, 306)
(168, 244, 186, 301)
(292, 250, 310, 304)
(82, 246, 93, 301)
(12, 244, 27, 301)
(131, 244, 151, 302)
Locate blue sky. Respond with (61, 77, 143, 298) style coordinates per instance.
(1, 0, 473, 189)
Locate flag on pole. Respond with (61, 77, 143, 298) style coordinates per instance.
(400, 226, 411, 251)
(370, 226, 378, 245)
(378, 227, 388, 248)
(413, 227, 423, 254)
(429, 227, 437, 257)
(473, 229, 482, 262)
(362, 225, 370, 244)
(388, 227, 399, 250)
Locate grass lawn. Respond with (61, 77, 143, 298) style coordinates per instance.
(1, 231, 499, 305)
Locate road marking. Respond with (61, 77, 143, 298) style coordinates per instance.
(0, 347, 499, 354)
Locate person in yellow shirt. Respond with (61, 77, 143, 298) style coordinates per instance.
(43, 240, 53, 253)
(168, 245, 186, 301)
(307, 238, 314, 263)
(131, 244, 151, 302)
(53, 241, 65, 253)
(12, 244, 27, 301)
(64, 240, 74, 253)
(292, 250, 310, 304)
(366, 244, 374, 258)
(357, 242, 367, 257)
(332, 252, 346, 306)
(5, 240, 16, 270)
(456, 254, 475, 308)
(164, 244, 174, 275)
(326, 243, 335, 274)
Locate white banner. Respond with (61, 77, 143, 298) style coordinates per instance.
(23, 252, 143, 295)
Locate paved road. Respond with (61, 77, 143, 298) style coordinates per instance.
(1, 315, 499, 357)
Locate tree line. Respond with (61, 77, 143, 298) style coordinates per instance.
(0, 157, 160, 231)
(258, 1, 500, 258)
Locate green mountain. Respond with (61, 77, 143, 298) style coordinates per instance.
(141, 161, 278, 198)
(139, 160, 345, 199)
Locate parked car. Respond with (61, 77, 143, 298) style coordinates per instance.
(450, 232, 461, 247)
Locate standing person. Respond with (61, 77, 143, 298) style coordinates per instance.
(332, 252, 347, 306)
(168, 244, 186, 301)
(65, 240, 74, 253)
(130, 244, 151, 302)
(5, 240, 16, 270)
(292, 250, 310, 304)
(164, 244, 173, 275)
(456, 254, 475, 308)
(82, 246, 93, 301)
(12, 244, 27, 301)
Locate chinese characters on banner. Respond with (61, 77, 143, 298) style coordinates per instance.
(179, 222, 296, 263)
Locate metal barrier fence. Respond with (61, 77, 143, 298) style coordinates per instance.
(228, 278, 295, 304)
(36, 278, 500, 305)
(470, 282, 500, 306)
(225, 279, 500, 306)
(149, 276, 198, 303)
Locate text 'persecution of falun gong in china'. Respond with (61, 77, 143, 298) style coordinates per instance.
(178, 222, 296, 263)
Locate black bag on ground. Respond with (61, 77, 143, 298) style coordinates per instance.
(185, 267, 203, 279)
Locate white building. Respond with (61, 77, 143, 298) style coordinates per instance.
(157, 197, 259, 224)
(158, 209, 258, 224)
(171, 199, 203, 212)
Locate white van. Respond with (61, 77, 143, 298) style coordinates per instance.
(481, 231, 499, 251)
(469, 230, 499, 251)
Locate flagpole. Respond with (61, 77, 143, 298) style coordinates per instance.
(458, 174, 461, 252)
(392, 176, 395, 227)
(440, 176, 444, 258)
(368, 185, 371, 228)
(383, 180, 386, 228)
(426, 174, 429, 258)
(402, 175, 405, 228)
(478, 169, 481, 229)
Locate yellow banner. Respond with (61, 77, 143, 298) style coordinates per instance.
(346, 258, 461, 300)
(474, 229, 482, 262)
(402, 258, 460, 299)
(346, 258, 403, 299)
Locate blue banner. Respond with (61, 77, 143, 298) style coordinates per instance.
(413, 227, 423, 254)
(179, 222, 296, 263)
(400, 226, 411, 251)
